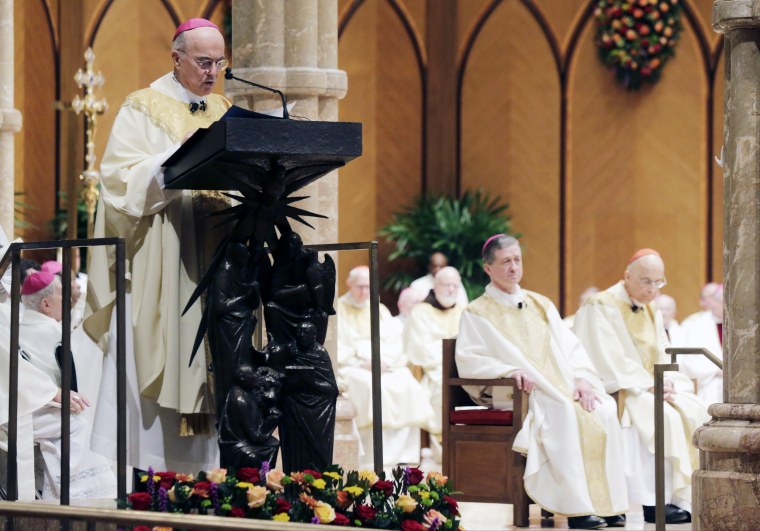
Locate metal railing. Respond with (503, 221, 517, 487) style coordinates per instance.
(653, 347, 722, 531)
(0, 238, 127, 509)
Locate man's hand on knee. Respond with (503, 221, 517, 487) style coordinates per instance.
(573, 378, 602, 412)
(54, 389, 91, 414)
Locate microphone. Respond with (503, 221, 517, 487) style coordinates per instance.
(517, 302, 525, 310)
(631, 304, 640, 313)
(225, 67, 289, 119)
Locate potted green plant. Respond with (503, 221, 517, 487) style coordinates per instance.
(379, 189, 519, 301)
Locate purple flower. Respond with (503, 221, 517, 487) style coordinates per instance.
(210, 482, 220, 511)
(146, 467, 155, 496)
(158, 486, 168, 512)
(311, 516, 321, 524)
(261, 460, 270, 477)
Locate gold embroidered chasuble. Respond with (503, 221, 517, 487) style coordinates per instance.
(85, 74, 231, 429)
(466, 291, 614, 516)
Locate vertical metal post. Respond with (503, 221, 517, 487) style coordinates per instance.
(60, 248, 72, 508)
(115, 241, 127, 500)
(7, 249, 20, 503)
(368, 241, 383, 473)
(654, 363, 678, 531)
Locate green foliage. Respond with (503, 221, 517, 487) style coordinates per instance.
(48, 191, 89, 240)
(379, 189, 520, 300)
(14, 192, 37, 231)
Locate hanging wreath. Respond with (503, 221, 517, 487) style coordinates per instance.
(594, 0, 684, 90)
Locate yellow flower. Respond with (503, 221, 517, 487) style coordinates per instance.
(395, 494, 417, 513)
(313, 501, 336, 524)
(266, 469, 286, 492)
(175, 473, 194, 482)
(236, 481, 254, 489)
(358, 469, 379, 485)
(323, 471, 341, 481)
(246, 485, 268, 508)
(140, 475, 160, 483)
(419, 491, 430, 499)
(206, 468, 227, 483)
(311, 478, 326, 490)
(273, 513, 290, 522)
(427, 471, 448, 487)
(344, 485, 364, 497)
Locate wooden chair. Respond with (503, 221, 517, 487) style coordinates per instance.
(441, 337, 530, 527)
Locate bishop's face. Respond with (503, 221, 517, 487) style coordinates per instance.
(172, 27, 226, 97)
(484, 244, 523, 294)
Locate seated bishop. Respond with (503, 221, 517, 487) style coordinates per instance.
(573, 248, 710, 525)
(337, 266, 433, 468)
(456, 235, 628, 530)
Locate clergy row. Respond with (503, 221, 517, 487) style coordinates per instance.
(340, 238, 711, 529)
(0, 230, 115, 500)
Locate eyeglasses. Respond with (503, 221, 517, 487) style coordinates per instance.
(177, 49, 228, 72)
(639, 277, 667, 290)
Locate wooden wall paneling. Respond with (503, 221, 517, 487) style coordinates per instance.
(337, 0, 424, 304)
(337, 1, 380, 286)
(534, 0, 587, 55)
(15, 0, 58, 244)
(456, 0, 496, 54)
(58, 0, 86, 240)
(425, 0, 457, 196)
(175, 0, 206, 18)
(91, 0, 177, 174)
(459, 0, 561, 305)
(566, 17, 708, 318)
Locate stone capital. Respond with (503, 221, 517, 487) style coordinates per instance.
(713, 1, 760, 33)
(0, 108, 22, 133)
(225, 67, 347, 100)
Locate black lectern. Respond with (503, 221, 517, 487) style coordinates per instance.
(162, 106, 362, 474)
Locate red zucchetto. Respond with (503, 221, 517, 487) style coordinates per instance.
(627, 248, 660, 265)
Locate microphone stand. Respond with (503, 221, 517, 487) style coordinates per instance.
(225, 67, 289, 119)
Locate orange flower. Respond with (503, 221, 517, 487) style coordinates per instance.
(335, 490, 352, 511)
(299, 492, 318, 508)
(427, 471, 448, 488)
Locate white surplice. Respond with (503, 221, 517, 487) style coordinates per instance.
(403, 301, 464, 435)
(337, 294, 433, 466)
(15, 307, 116, 499)
(456, 284, 628, 517)
(678, 310, 723, 405)
(573, 282, 710, 511)
(84, 72, 231, 471)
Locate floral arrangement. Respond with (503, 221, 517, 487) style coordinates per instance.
(123, 463, 463, 530)
(594, 0, 683, 89)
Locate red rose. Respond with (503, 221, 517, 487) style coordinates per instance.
(132, 527, 152, 531)
(236, 467, 261, 484)
(192, 480, 212, 498)
(155, 471, 176, 490)
(372, 479, 394, 497)
(332, 512, 351, 526)
(407, 467, 424, 485)
(355, 504, 377, 524)
(275, 498, 292, 514)
(230, 506, 246, 518)
(302, 469, 322, 479)
(127, 491, 152, 511)
(400, 519, 426, 531)
(443, 495, 460, 516)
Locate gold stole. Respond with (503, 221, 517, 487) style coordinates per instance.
(125, 88, 232, 435)
(600, 291, 660, 376)
(467, 292, 613, 515)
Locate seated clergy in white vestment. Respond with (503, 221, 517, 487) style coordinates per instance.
(653, 293, 685, 346)
(337, 266, 433, 468)
(456, 235, 627, 530)
(410, 251, 469, 307)
(678, 283, 724, 405)
(17, 271, 116, 500)
(403, 267, 465, 444)
(573, 248, 710, 525)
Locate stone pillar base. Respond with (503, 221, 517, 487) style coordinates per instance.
(693, 404, 760, 529)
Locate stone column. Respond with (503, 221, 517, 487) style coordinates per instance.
(229, 0, 357, 469)
(693, 3, 760, 528)
(0, 0, 22, 237)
